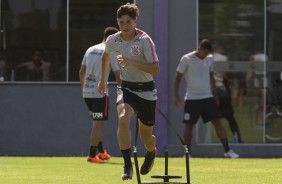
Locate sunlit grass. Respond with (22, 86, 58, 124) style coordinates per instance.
(0, 157, 281, 184)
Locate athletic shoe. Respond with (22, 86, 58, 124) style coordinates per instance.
(140, 147, 157, 175)
(98, 150, 111, 160)
(87, 156, 107, 163)
(224, 149, 239, 158)
(121, 166, 133, 180)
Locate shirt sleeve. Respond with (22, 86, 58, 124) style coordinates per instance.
(81, 53, 87, 66)
(143, 36, 159, 63)
(176, 55, 188, 74)
(109, 53, 120, 72)
(104, 35, 114, 54)
(209, 55, 214, 72)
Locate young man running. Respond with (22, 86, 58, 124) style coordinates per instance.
(98, 3, 159, 180)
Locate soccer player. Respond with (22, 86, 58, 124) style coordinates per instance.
(214, 45, 243, 143)
(174, 39, 239, 158)
(79, 27, 121, 163)
(98, 3, 159, 180)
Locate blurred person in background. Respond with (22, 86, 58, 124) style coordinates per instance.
(14, 50, 51, 81)
(246, 48, 268, 125)
(214, 45, 243, 143)
(0, 54, 6, 81)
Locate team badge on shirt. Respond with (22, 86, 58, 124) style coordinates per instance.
(204, 59, 211, 66)
(130, 45, 140, 56)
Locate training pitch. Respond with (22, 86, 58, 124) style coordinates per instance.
(0, 156, 281, 184)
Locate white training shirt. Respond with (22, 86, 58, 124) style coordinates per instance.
(81, 43, 119, 98)
(253, 53, 268, 75)
(177, 52, 214, 100)
(104, 29, 159, 101)
(213, 52, 228, 88)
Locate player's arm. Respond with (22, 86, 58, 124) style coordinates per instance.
(119, 56, 160, 75)
(118, 36, 159, 75)
(109, 51, 122, 86)
(246, 54, 255, 87)
(174, 71, 183, 106)
(79, 64, 86, 87)
(113, 70, 121, 86)
(210, 72, 219, 105)
(98, 51, 111, 95)
(246, 71, 254, 88)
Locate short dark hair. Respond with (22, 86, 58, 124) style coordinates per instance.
(199, 39, 213, 52)
(103, 27, 119, 40)
(117, 3, 139, 19)
(32, 50, 42, 56)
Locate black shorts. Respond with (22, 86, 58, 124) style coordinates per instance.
(183, 97, 219, 124)
(117, 88, 156, 126)
(84, 96, 109, 120)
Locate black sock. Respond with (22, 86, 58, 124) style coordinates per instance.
(97, 141, 104, 153)
(121, 148, 132, 168)
(221, 139, 230, 152)
(89, 146, 97, 157)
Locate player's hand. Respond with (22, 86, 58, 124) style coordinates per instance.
(117, 55, 128, 67)
(98, 80, 106, 96)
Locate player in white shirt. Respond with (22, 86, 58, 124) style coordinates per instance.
(174, 39, 239, 158)
(79, 27, 121, 163)
(246, 49, 268, 125)
(214, 46, 242, 143)
(98, 3, 159, 180)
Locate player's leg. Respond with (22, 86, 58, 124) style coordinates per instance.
(203, 98, 239, 158)
(137, 98, 157, 175)
(183, 123, 194, 146)
(94, 122, 111, 161)
(139, 121, 156, 152)
(212, 118, 228, 140)
(183, 99, 199, 154)
(88, 120, 107, 163)
(85, 97, 108, 163)
(116, 89, 136, 180)
(95, 96, 111, 160)
(90, 120, 103, 147)
(212, 119, 239, 158)
(117, 102, 135, 180)
(224, 112, 243, 143)
(117, 102, 134, 150)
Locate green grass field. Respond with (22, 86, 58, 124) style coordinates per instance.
(0, 156, 281, 184)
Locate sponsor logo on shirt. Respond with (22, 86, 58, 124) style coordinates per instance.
(134, 38, 140, 43)
(86, 74, 97, 82)
(90, 51, 102, 56)
(115, 38, 123, 43)
(130, 44, 140, 56)
(204, 59, 211, 66)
